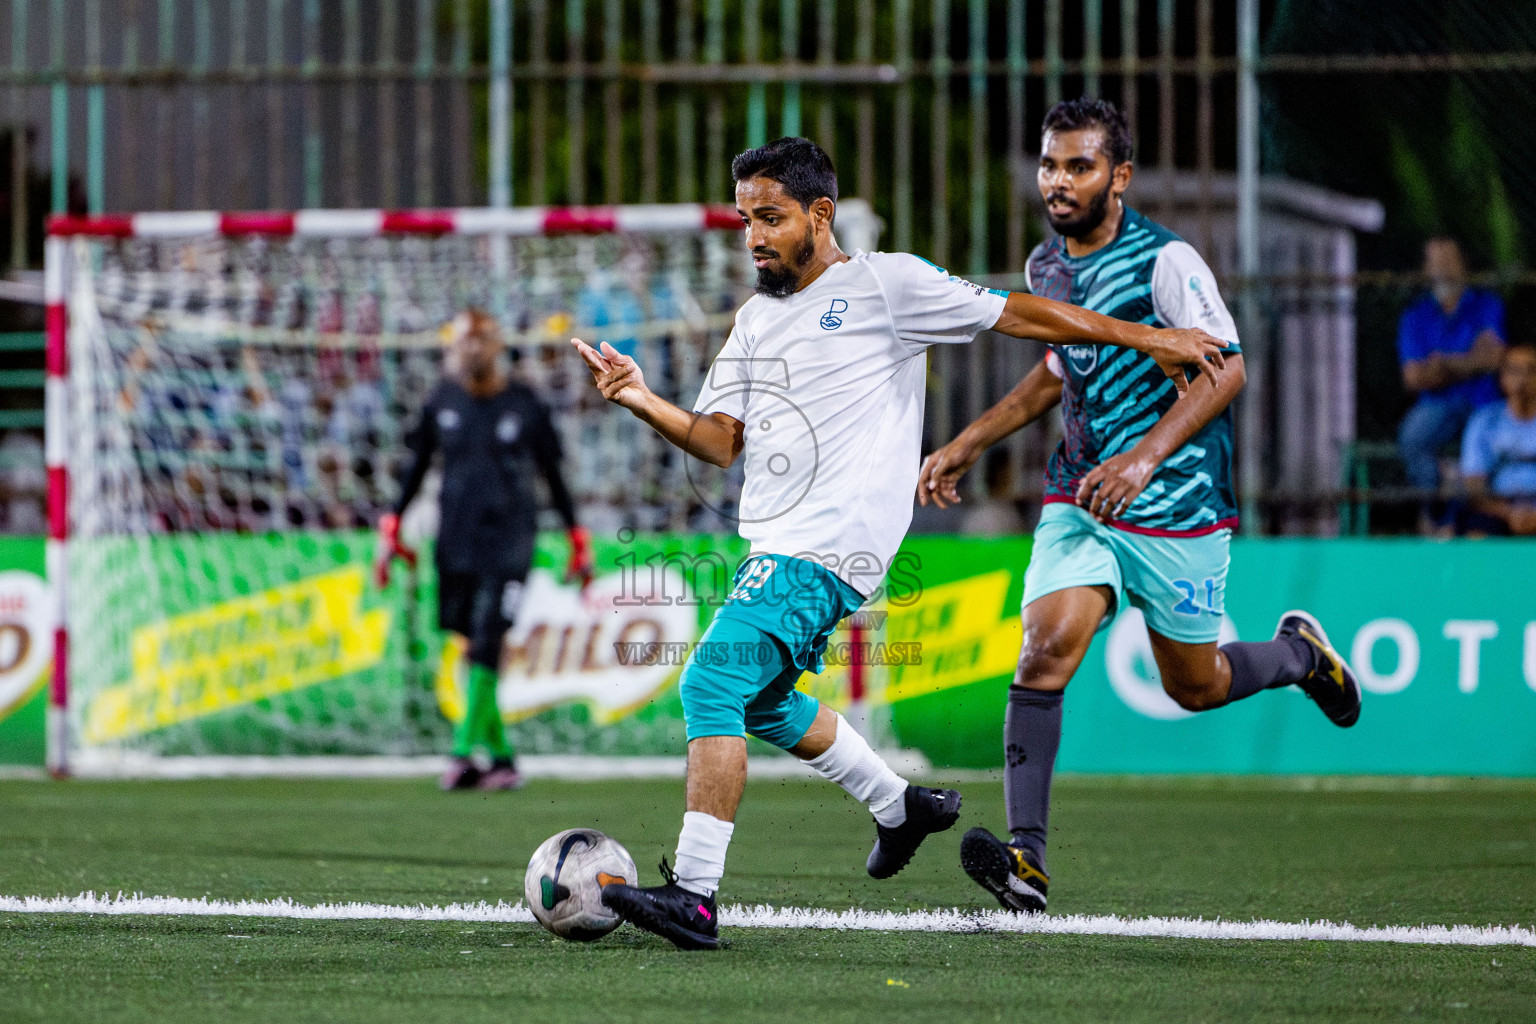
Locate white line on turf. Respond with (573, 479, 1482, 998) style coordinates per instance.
(1, 893, 1531, 947)
(60, 752, 933, 780)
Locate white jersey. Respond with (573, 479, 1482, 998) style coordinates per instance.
(693, 251, 1007, 596)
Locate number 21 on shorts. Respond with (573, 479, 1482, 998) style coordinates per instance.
(1172, 577, 1222, 616)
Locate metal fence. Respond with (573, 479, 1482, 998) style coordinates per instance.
(1, 0, 1276, 276)
(2, 0, 1535, 535)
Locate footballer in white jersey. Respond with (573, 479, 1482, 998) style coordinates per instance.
(572, 136, 1229, 950)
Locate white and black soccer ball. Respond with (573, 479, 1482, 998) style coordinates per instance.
(523, 828, 638, 941)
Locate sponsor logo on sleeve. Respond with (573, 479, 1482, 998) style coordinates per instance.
(1188, 275, 1217, 322)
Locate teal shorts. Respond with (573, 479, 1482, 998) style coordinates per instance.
(678, 554, 866, 747)
(1021, 502, 1231, 644)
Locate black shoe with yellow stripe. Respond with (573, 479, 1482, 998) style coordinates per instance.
(959, 827, 1048, 914)
(1278, 610, 1361, 728)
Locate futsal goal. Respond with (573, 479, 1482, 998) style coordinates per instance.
(44, 201, 887, 777)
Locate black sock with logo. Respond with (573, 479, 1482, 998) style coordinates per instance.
(1003, 687, 1064, 874)
(1220, 636, 1314, 703)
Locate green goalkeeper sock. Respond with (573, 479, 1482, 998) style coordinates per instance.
(470, 663, 513, 760)
(451, 663, 495, 758)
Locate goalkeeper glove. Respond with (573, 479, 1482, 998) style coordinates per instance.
(373, 512, 418, 588)
(565, 525, 594, 591)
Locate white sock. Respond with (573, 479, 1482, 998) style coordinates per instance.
(802, 713, 909, 827)
(672, 810, 735, 897)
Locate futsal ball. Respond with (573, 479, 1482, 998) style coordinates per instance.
(524, 828, 638, 941)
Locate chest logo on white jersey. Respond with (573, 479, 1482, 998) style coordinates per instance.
(1064, 345, 1100, 376)
(437, 408, 461, 431)
(819, 299, 848, 330)
(496, 413, 522, 443)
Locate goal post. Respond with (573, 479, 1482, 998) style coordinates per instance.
(44, 201, 889, 778)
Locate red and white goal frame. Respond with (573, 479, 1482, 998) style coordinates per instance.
(42, 201, 879, 777)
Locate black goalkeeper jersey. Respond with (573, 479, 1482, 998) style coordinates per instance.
(394, 377, 576, 575)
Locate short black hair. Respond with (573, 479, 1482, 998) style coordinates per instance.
(730, 137, 839, 210)
(1041, 97, 1134, 167)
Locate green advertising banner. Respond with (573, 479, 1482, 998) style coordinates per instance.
(2, 532, 1533, 775)
(0, 537, 48, 765)
(64, 531, 752, 760)
(881, 538, 1536, 775)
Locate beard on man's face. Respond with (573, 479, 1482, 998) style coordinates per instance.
(1044, 181, 1113, 240)
(754, 224, 817, 298)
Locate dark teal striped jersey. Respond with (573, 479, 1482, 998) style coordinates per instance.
(1026, 207, 1242, 536)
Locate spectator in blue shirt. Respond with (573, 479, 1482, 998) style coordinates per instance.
(1460, 341, 1536, 536)
(1397, 237, 1505, 531)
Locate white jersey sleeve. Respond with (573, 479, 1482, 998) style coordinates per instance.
(869, 252, 1008, 348)
(691, 323, 753, 422)
(1150, 241, 1241, 349)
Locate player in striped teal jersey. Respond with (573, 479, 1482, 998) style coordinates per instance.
(919, 99, 1363, 916)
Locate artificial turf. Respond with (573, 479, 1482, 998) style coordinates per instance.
(2, 775, 1533, 1023)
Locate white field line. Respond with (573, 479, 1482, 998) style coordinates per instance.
(1, 893, 1531, 947)
(61, 752, 932, 781)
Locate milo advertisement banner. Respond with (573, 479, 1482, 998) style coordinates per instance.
(62, 532, 757, 760)
(2, 532, 1534, 774)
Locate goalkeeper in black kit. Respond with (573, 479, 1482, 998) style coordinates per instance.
(375, 309, 593, 791)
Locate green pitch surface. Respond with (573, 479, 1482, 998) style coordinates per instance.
(2, 775, 1534, 1023)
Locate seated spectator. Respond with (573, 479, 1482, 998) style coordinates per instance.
(1460, 341, 1536, 536)
(1397, 237, 1505, 532)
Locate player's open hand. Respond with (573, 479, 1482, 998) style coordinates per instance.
(571, 338, 651, 410)
(917, 439, 982, 509)
(1076, 450, 1157, 523)
(1144, 327, 1227, 395)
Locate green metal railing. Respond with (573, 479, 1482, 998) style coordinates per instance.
(6, 3, 1535, 535)
(2, 0, 1258, 278)
(6, 1, 1533, 280)
(0, 331, 43, 434)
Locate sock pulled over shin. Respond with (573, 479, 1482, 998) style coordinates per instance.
(1220, 635, 1313, 704)
(673, 810, 735, 897)
(452, 663, 512, 759)
(1004, 687, 1064, 873)
(802, 713, 909, 827)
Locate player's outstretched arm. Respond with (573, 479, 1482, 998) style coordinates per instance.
(1077, 353, 1246, 522)
(570, 338, 744, 468)
(918, 357, 1064, 508)
(991, 291, 1228, 395)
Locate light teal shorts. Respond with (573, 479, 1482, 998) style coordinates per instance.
(1021, 502, 1231, 644)
(677, 614, 819, 748)
(678, 554, 867, 747)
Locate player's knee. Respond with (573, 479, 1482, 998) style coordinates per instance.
(744, 690, 816, 751)
(1013, 636, 1077, 691)
(1162, 675, 1225, 711)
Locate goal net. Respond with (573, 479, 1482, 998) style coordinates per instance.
(46, 202, 884, 775)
